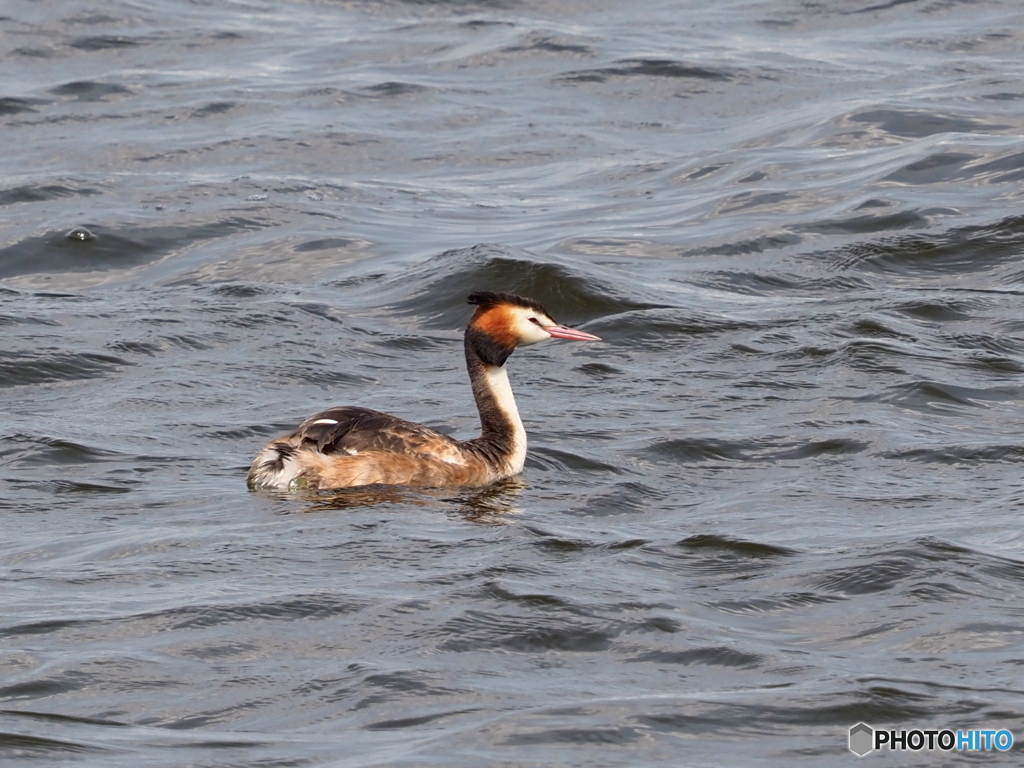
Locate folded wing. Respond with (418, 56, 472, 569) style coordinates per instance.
(294, 406, 463, 463)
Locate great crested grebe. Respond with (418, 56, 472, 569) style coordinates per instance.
(248, 291, 600, 491)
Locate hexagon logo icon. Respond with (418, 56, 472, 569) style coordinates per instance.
(849, 722, 874, 756)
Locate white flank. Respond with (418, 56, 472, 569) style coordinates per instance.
(251, 445, 303, 489)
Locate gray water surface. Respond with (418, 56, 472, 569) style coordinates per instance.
(3, 1, 1024, 765)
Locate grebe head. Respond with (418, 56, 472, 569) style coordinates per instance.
(466, 291, 600, 365)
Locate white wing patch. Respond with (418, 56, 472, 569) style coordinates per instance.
(311, 418, 339, 425)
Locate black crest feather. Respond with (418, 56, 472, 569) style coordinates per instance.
(467, 291, 550, 316)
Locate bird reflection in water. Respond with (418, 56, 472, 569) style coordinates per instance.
(279, 476, 528, 522)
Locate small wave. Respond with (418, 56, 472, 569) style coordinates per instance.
(801, 208, 932, 235)
(438, 609, 618, 653)
(0, 312, 60, 328)
(0, 183, 99, 207)
(632, 534, 797, 580)
(0, 730, 103, 756)
(592, 307, 761, 347)
(0, 351, 129, 387)
(836, 338, 919, 375)
(293, 237, 364, 254)
(364, 708, 481, 731)
(821, 214, 1024, 277)
(810, 555, 922, 596)
(0, 96, 49, 115)
(562, 482, 666, 517)
(356, 669, 467, 706)
(680, 231, 803, 259)
(481, 581, 572, 609)
(960, 348, 1021, 372)
(640, 436, 869, 464)
(966, 149, 1024, 184)
(873, 380, 1022, 413)
(526, 446, 621, 474)
(273, 364, 376, 388)
(642, 437, 748, 463)
(5, 479, 132, 495)
(844, 106, 1009, 139)
(163, 595, 367, 631)
(504, 33, 594, 57)
(883, 151, 978, 186)
(710, 592, 845, 615)
(48, 80, 132, 102)
(382, 243, 653, 328)
(676, 534, 797, 558)
(0, 433, 120, 467)
(500, 724, 643, 747)
(190, 101, 235, 118)
(892, 299, 975, 322)
(0, 709, 126, 728)
(0, 217, 266, 280)
(209, 283, 271, 298)
(575, 362, 623, 379)
(105, 339, 162, 356)
(883, 444, 1024, 464)
(801, 538, 1024, 601)
(558, 58, 734, 84)
(362, 81, 429, 97)
(68, 35, 141, 51)
(688, 268, 872, 296)
(628, 647, 765, 668)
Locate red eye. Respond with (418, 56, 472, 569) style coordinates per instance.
(529, 317, 541, 325)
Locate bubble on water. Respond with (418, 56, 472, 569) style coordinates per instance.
(66, 226, 95, 241)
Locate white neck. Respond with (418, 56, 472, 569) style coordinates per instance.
(481, 365, 527, 474)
